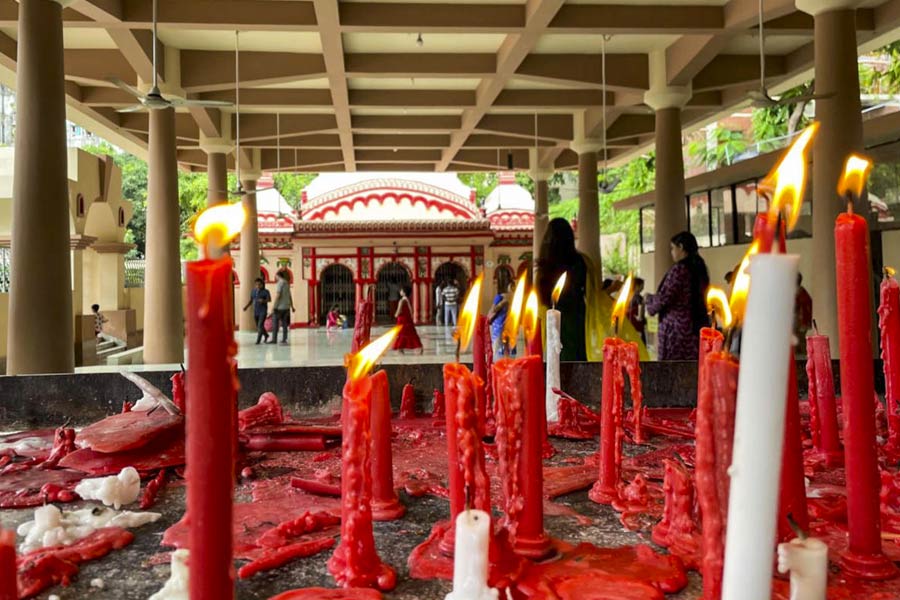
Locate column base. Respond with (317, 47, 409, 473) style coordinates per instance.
(372, 496, 407, 521)
(588, 481, 618, 505)
(512, 530, 555, 561)
(839, 548, 899, 580)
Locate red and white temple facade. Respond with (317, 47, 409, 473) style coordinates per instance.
(233, 172, 535, 326)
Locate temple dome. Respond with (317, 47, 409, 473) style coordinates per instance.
(255, 176, 295, 234)
(484, 172, 535, 232)
(300, 172, 478, 221)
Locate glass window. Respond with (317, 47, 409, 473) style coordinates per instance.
(688, 192, 711, 248)
(734, 179, 760, 244)
(640, 205, 655, 253)
(867, 142, 900, 230)
(710, 186, 733, 247)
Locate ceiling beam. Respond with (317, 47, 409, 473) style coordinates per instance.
(351, 114, 462, 133)
(474, 113, 573, 141)
(235, 113, 338, 140)
(313, 0, 356, 171)
(339, 2, 525, 32)
(666, 35, 728, 86)
(187, 105, 222, 139)
(693, 53, 786, 91)
(120, 0, 318, 31)
(437, 0, 569, 171)
(344, 53, 496, 77)
(180, 51, 326, 92)
(107, 29, 164, 85)
(549, 4, 723, 33)
(515, 54, 650, 90)
(65, 49, 136, 85)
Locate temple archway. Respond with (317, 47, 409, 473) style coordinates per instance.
(375, 262, 411, 324)
(319, 264, 355, 325)
(433, 262, 468, 318)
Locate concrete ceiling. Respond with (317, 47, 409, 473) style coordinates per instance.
(0, 0, 897, 172)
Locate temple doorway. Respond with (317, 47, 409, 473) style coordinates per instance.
(375, 262, 410, 324)
(319, 264, 355, 325)
(433, 262, 468, 324)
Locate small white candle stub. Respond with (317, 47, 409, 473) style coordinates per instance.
(445, 509, 498, 600)
(777, 537, 828, 600)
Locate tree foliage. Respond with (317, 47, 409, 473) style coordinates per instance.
(749, 83, 813, 152)
(273, 172, 317, 209)
(458, 171, 536, 206)
(688, 126, 748, 169)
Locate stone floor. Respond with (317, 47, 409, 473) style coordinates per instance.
(0, 439, 703, 600)
(77, 325, 494, 374)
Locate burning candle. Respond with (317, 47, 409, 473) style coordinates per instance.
(879, 267, 900, 452)
(445, 509, 497, 600)
(186, 202, 246, 600)
(369, 369, 405, 521)
(805, 332, 842, 464)
(493, 279, 553, 560)
(545, 273, 567, 423)
(0, 529, 16, 600)
(722, 126, 816, 600)
(328, 328, 400, 591)
(834, 154, 898, 580)
(777, 536, 828, 600)
(523, 289, 542, 358)
(442, 275, 488, 555)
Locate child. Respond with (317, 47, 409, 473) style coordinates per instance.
(91, 304, 108, 340)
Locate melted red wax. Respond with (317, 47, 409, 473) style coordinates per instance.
(269, 588, 382, 600)
(239, 538, 336, 579)
(140, 469, 168, 510)
(625, 408, 696, 441)
(59, 435, 185, 476)
(431, 389, 445, 420)
(651, 459, 700, 569)
(0, 429, 56, 461)
(550, 391, 600, 440)
(16, 527, 134, 598)
(239, 392, 285, 431)
(76, 410, 182, 454)
(400, 383, 417, 420)
(0, 468, 83, 508)
(513, 541, 688, 598)
(40, 427, 76, 470)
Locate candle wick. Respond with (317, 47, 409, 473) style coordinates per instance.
(614, 316, 620, 337)
(786, 513, 807, 541)
(455, 338, 461, 364)
(812, 318, 819, 335)
(464, 484, 471, 511)
(846, 194, 855, 215)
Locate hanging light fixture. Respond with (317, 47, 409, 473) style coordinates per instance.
(416, 33, 424, 47)
(598, 35, 620, 195)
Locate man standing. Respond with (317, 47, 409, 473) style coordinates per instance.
(269, 269, 294, 345)
(242, 277, 271, 344)
(442, 279, 460, 327)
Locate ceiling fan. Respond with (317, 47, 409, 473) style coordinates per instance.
(109, 0, 232, 113)
(748, 0, 828, 108)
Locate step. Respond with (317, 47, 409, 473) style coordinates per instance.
(97, 340, 117, 352)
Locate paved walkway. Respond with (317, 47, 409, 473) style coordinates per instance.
(76, 325, 481, 373)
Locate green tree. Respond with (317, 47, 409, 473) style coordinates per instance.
(457, 172, 498, 206)
(749, 82, 813, 152)
(688, 126, 748, 169)
(273, 172, 317, 209)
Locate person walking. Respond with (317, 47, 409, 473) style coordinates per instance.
(646, 231, 710, 360)
(242, 277, 271, 344)
(487, 280, 514, 359)
(268, 269, 294, 345)
(434, 279, 445, 325)
(441, 279, 461, 327)
(393, 287, 423, 353)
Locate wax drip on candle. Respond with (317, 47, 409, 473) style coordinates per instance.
(786, 513, 808, 542)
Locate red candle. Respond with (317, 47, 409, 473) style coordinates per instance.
(805, 334, 842, 463)
(432, 389, 445, 420)
(473, 314, 488, 384)
(186, 250, 238, 600)
(493, 354, 552, 559)
(651, 459, 696, 554)
(328, 329, 399, 590)
(0, 530, 16, 600)
(369, 369, 405, 521)
(879, 270, 900, 452)
(481, 316, 495, 435)
(399, 383, 417, 420)
(696, 351, 738, 600)
(590, 337, 624, 504)
(440, 362, 467, 555)
(621, 342, 643, 444)
(777, 358, 808, 541)
(834, 179, 897, 578)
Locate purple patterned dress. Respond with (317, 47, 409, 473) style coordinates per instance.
(646, 263, 698, 360)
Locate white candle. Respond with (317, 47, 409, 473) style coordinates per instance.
(777, 537, 828, 600)
(722, 253, 799, 600)
(546, 308, 562, 422)
(445, 509, 498, 600)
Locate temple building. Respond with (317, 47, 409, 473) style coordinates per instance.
(234, 172, 535, 326)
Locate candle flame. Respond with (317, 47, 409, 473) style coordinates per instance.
(837, 154, 873, 199)
(729, 242, 758, 323)
(454, 274, 483, 352)
(502, 272, 528, 346)
(706, 286, 733, 329)
(886, 266, 897, 279)
(523, 289, 540, 343)
(551, 272, 568, 306)
(346, 326, 400, 382)
(611, 274, 634, 326)
(193, 202, 247, 246)
(760, 122, 818, 233)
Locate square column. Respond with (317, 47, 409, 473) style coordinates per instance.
(238, 176, 261, 332)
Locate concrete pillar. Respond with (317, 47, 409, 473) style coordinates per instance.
(143, 108, 184, 364)
(530, 162, 553, 272)
(644, 56, 691, 286)
(206, 152, 228, 206)
(797, 0, 865, 348)
(238, 176, 260, 332)
(6, 0, 73, 374)
(569, 141, 603, 270)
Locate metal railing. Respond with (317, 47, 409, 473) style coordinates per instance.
(124, 258, 145, 288)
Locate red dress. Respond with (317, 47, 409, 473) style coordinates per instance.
(394, 298, 422, 350)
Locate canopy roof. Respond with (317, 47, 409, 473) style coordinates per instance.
(8, 0, 900, 173)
